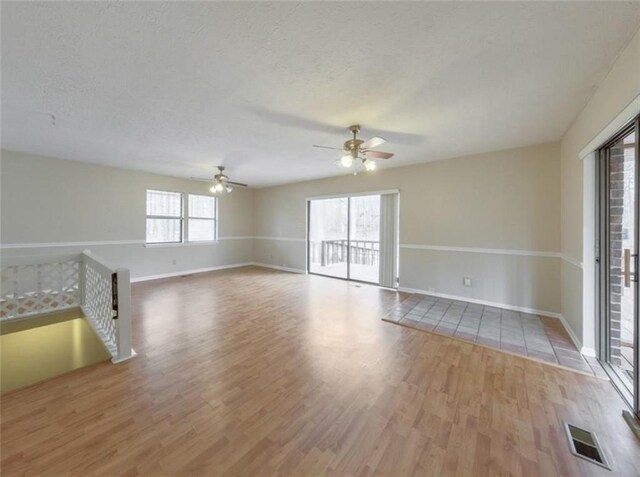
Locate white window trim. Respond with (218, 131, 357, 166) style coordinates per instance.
(145, 189, 184, 245)
(145, 190, 218, 246)
(305, 189, 399, 201)
(186, 193, 218, 243)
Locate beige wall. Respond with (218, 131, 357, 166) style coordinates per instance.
(560, 28, 640, 348)
(254, 142, 561, 314)
(14, 76, 634, 322)
(2, 29, 637, 330)
(0, 150, 255, 279)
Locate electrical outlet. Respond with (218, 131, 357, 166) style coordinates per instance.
(172, 259, 177, 265)
(463, 277, 472, 287)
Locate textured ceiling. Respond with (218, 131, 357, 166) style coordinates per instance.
(2, 2, 640, 187)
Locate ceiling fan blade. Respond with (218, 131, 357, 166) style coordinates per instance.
(226, 181, 248, 188)
(365, 128, 424, 146)
(364, 150, 394, 160)
(312, 145, 343, 150)
(189, 176, 212, 182)
(360, 136, 386, 150)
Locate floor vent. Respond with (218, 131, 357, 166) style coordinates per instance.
(563, 422, 610, 470)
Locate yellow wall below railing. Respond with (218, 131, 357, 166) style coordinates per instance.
(1, 309, 111, 393)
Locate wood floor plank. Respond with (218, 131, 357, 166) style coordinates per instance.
(1, 266, 639, 476)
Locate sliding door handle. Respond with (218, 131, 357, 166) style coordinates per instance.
(624, 249, 631, 287)
(623, 249, 637, 287)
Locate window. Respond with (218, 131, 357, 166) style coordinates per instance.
(145, 190, 217, 244)
(187, 194, 217, 242)
(146, 190, 183, 244)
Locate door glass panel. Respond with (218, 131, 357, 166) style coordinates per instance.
(608, 128, 636, 400)
(308, 197, 349, 279)
(349, 195, 381, 283)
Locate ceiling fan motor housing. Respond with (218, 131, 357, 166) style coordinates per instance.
(312, 123, 393, 163)
(345, 124, 363, 157)
(344, 138, 364, 157)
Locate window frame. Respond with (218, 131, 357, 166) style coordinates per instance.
(145, 189, 184, 245)
(145, 189, 218, 246)
(186, 193, 218, 243)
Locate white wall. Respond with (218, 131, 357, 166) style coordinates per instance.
(0, 150, 254, 279)
(254, 142, 561, 315)
(560, 28, 640, 352)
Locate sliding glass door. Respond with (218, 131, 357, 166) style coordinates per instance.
(598, 115, 639, 419)
(348, 195, 381, 283)
(307, 193, 397, 286)
(308, 197, 349, 279)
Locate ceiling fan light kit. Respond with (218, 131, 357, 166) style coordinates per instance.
(314, 124, 394, 173)
(207, 166, 247, 195)
(363, 158, 376, 171)
(340, 154, 354, 168)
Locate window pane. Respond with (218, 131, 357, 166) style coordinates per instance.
(189, 194, 216, 219)
(308, 197, 349, 279)
(147, 190, 182, 217)
(188, 219, 216, 241)
(146, 218, 181, 243)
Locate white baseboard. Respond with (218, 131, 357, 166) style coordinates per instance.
(557, 313, 584, 351)
(397, 286, 595, 356)
(397, 286, 561, 319)
(131, 262, 254, 282)
(130, 262, 307, 282)
(131, 265, 593, 357)
(251, 262, 306, 274)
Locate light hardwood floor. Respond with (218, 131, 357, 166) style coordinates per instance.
(1, 266, 639, 476)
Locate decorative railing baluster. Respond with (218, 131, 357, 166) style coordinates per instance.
(81, 251, 134, 362)
(0, 252, 134, 363)
(1, 255, 79, 320)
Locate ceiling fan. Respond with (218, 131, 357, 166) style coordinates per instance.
(191, 166, 248, 194)
(313, 125, 394, 171)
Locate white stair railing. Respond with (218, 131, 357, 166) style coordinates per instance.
(0, 253, 81, 319)
(80, 250, 134, 362)
(0, 251, 135, 363)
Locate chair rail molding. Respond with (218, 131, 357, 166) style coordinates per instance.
(1, 237, 255, 249)
(400, 243, 561, 258)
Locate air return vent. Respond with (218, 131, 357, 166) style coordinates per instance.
(563, 422, 610, 470)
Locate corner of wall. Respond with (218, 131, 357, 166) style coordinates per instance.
(559, 25, 640, 349)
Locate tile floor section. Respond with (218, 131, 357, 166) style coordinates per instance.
(384, 294, 596, 375)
